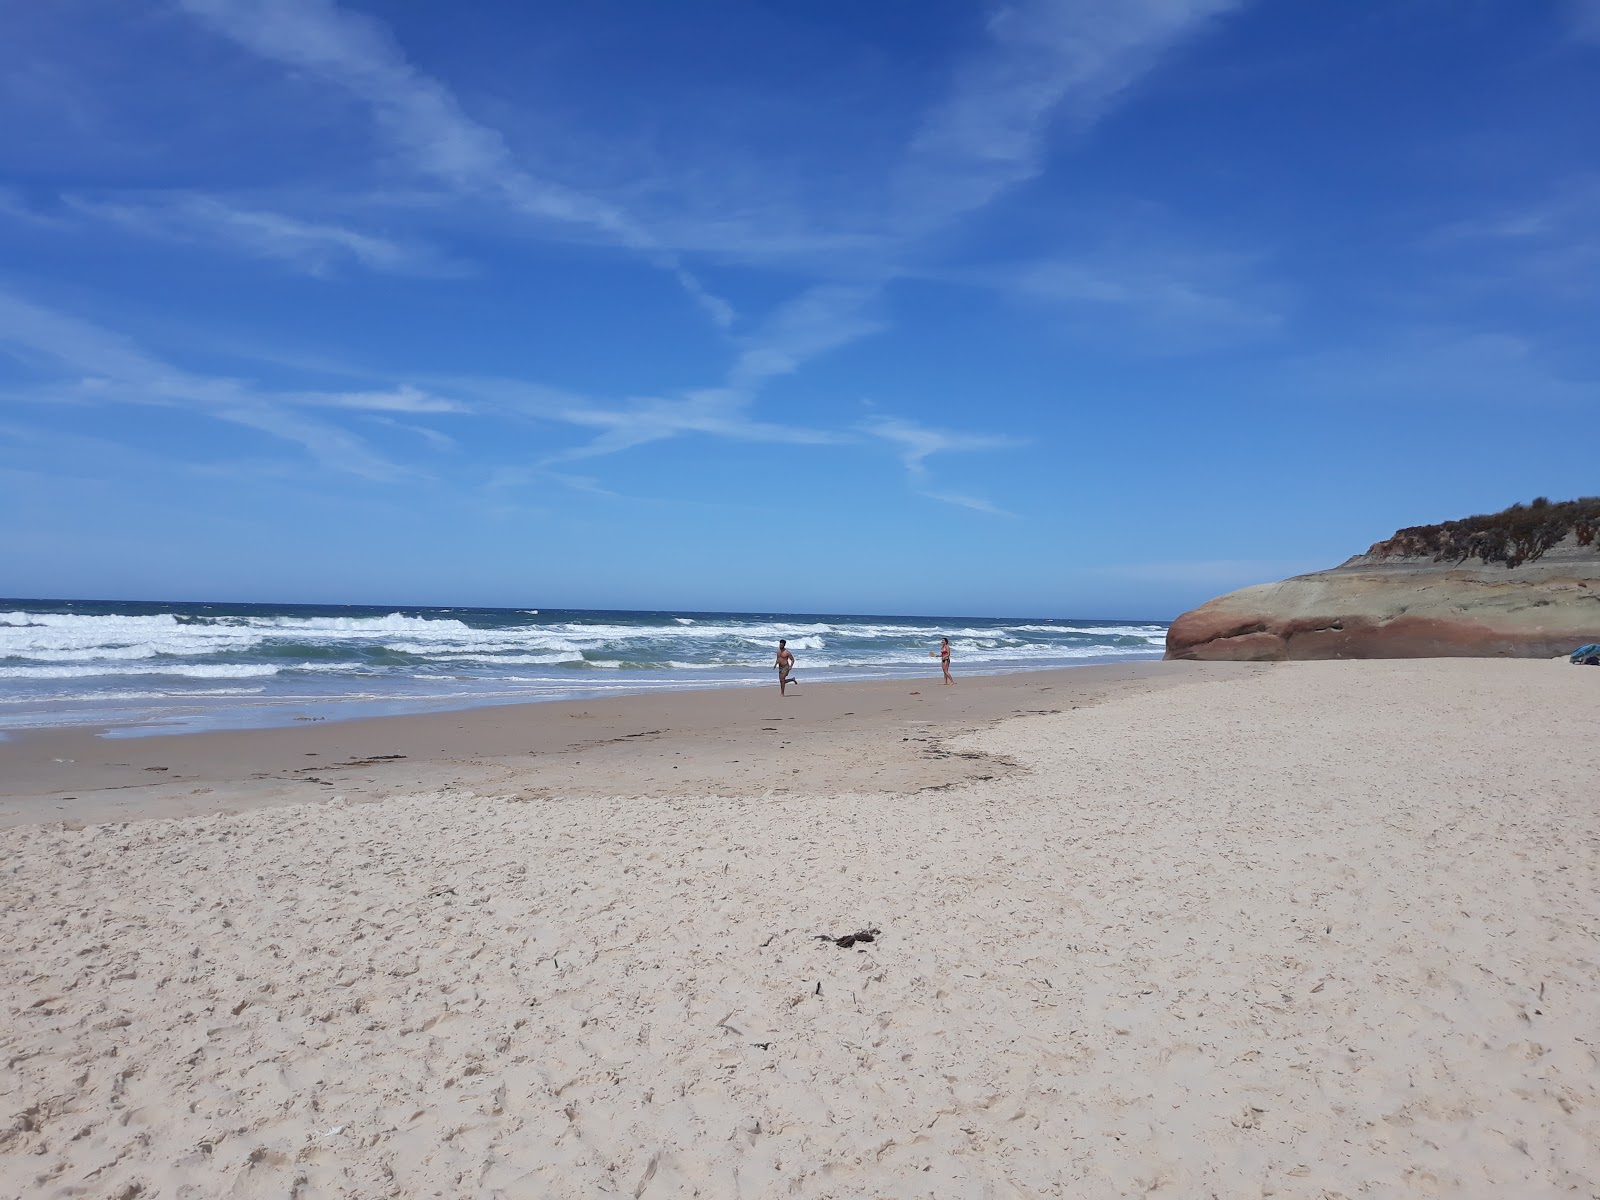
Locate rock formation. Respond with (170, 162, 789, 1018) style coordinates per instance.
(1166, 499, 1600, 661)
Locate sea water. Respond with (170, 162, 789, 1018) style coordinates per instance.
(0, 600, 1169, 735)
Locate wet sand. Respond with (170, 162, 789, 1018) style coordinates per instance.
(0, 661, 1232, 828)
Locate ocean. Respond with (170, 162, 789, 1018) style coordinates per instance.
(0, 599, 1170, 736)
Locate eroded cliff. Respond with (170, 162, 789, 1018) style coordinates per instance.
(1166, 500, 1600, 661)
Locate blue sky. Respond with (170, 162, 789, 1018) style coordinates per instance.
(2, 0, 1597, 618)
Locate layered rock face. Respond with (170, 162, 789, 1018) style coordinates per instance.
(1166, 535, 1600, 661)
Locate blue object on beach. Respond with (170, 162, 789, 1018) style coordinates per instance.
(1570, 644, 1600, 665)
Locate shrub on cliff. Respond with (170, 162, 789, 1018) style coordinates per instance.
(1370, 496, 1600, 568)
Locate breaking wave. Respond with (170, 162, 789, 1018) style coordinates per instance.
(0, 600, 1168, 733)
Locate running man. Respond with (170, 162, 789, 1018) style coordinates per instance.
(774, 638, 800, 695)
(938, 637, 954, 686)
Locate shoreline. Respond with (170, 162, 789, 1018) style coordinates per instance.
(0, 598, 1172, 743)
(0, 660, 1234, 828)
(0, 652, 1166, 742)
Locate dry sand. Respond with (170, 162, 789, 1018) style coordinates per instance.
(3, 659, 1599, 1197)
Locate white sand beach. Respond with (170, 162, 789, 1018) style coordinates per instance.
(4, 659, 1599, 1197)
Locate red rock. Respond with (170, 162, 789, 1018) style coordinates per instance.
(1166, 535, 1600, 661)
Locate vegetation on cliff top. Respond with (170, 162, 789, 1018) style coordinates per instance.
(1370, 497, 1600, 568)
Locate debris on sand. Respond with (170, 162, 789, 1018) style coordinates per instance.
(815, 928, 880, 949)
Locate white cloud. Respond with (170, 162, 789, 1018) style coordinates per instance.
(292, 384, 468, 413)
(543, 386, 843, 463)
(863, 416, 1022, 469)
(726, 284, 886, 390)
(614, 1, 1248, 464)
(886, 2, 1277, 356)
(0, 189, 72, 228)
(627, 0, 1246, 264)
(1573, 0, 1600, 42)
(453, 0, 1245, 474)
(3, 186, 467, 279)
(670, 266, 736, 331)
(32, 1, 1250, 493)
(862, 416, 1023, 515)
(502, 284, 880, 463)
(1011, 250, 1283, 351)
(484, 466, 620, 497)
(176, 0, 1246, 346)
(897, 0, 1242, 231)
(367, 415, 458, 451)
(1279, 328, 1600, 413)
(1430, 177, 1600, 299)
(918, 488, 1016, 517)
(67, 193, 465, 278)
(177, 0, 735, 326)
(1435, 177, 1600, 243)
(0, 290, 408, 480)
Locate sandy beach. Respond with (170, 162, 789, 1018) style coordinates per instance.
(4, 659, 1599, 1197)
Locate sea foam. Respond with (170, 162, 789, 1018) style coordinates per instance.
(0, 601, 1169, 732)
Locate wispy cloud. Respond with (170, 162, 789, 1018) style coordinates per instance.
(863, 416, 1022, 469)
(420, 372, 832, 464)
(0, 286, 850, 480)
(1572, 0, 1600, 42)
(0, 289, 409, 479)
(12, 2, 1250, 500)
(1009, 249, 1284, 351)
(177, 0, 735, 326)
(292, 384, 468, 413)
(367, 415, 458, 452)
(863, 416, 1024, 515)
(67, 193, 466, 278)
(524, 283, 880, 462)
(738, 3, 1247, 447)
(726, 284, 886, 390)
(1431, 176, 1600, 298)
(543, 387, 842, 463)
(177, 0, 1245, 352)
(521, 2, 1247, 471)
(919, 488, 1016, 517)
(631, 0, 1246, 266)
(484, 465, 621, 497)
(0, 188, 73, 229)
(2, 186, 466, 279)
(899, 0, 1242, 231)
(1435, 176, 1600, 242)
(887, 1, 1272, 354)
(1281, 328, 1600, 412)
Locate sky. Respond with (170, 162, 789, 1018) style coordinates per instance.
(2, 0, 1597, 619)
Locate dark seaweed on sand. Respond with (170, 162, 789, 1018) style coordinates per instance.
(816, 928, 880, 949)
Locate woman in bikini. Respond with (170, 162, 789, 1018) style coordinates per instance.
(938, 637, 953, 686)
